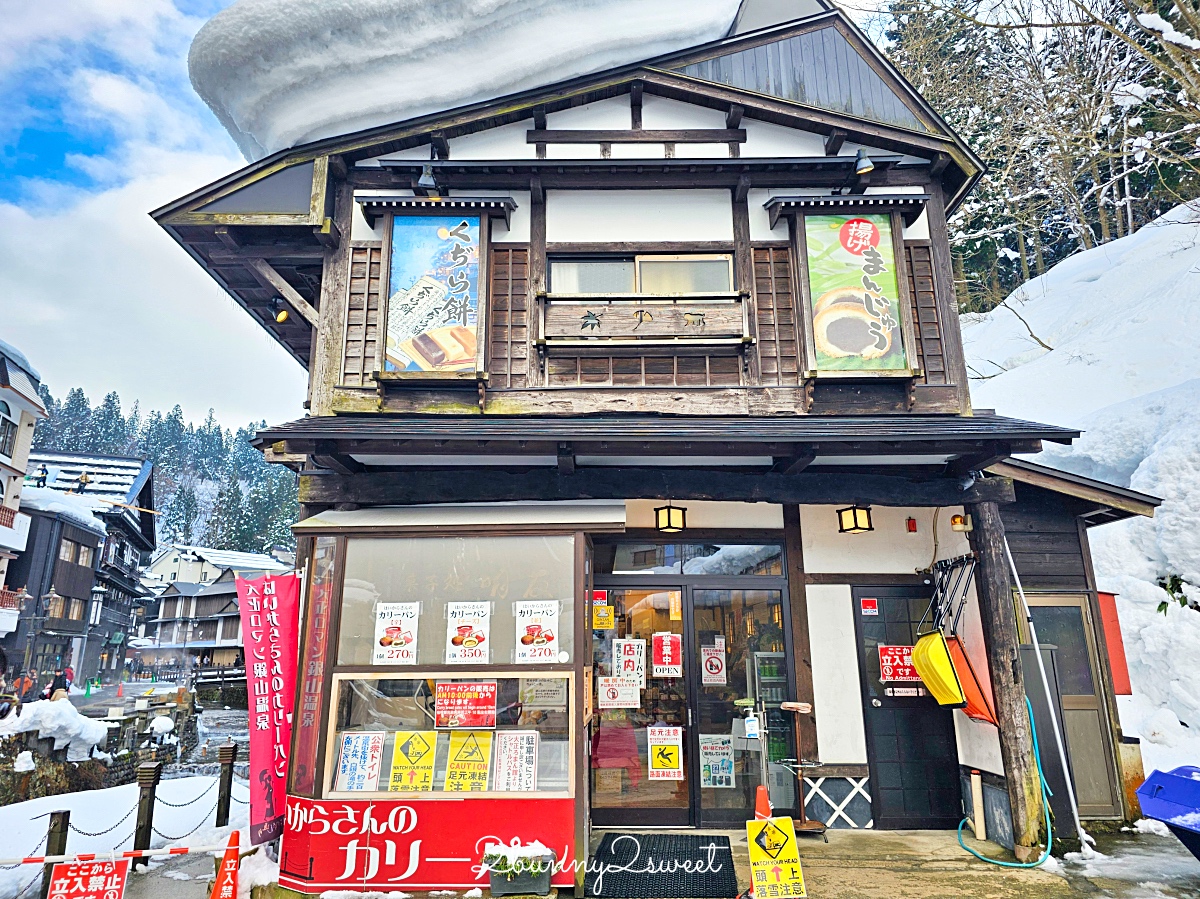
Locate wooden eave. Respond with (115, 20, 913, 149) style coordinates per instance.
(986, 459, 1160, 523)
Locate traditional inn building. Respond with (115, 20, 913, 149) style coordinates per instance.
(155, 2, 1158, 890)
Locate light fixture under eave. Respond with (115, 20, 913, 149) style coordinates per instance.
(270, 298, 289, 324)
(417, 164, 438, 191)
(837, 504, 873, 534)
(855, 148, 875, 175)
(654, 501, 687, 534)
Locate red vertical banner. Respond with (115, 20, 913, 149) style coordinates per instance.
(237, 571, 301, 844)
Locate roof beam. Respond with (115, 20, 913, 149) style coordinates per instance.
(771, 449, 816, 475)
(824, 128, 847, 156)
(725, 103, 744, 129)
(527, 129, 747, 144)
(243, 258, 319, 327)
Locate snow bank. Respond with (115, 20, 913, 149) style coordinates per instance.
(16, 486, 107, 537)
(189, 0, 741, 159)
(964, 202, 1200, 775)
(0, 700, 109, 762)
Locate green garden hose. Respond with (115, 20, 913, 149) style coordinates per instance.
(957, 696, 1054, 868)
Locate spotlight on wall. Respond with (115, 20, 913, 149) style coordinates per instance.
(837, 504, 873, 534)
(855, 148, 875, 175)
(950, 513, 973, 533)
(654, 501, 687, 534)
(417, 164, 439, 192)
(270, 299, 289, 324)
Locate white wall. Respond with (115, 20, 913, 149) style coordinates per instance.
(807, 584, 869, 764)
(801, 505, 950, 574)
(451, 121, 536, 160)
(546, 190, 734, 243)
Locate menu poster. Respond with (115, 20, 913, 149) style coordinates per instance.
(514, 600, 560, 664)
(446, 601, 491, 663)
(435, 680, 498, 728)
(494, 731, 539, 791)
(613, 638, 646, 688)
(699, 734, 735, 788)
(373, 602, 419, 665)
(652, 632, 683, 678)
(334, 731, 386, 792)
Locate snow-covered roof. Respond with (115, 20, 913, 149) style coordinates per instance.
(17, 485, 108, 537)
(27, 452, 153, 507)
(190, 0, 747, 158)
(0, 336, 41, 382)
(156, 544, 290, 572)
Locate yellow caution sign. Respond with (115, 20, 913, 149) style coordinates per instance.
(388, 730, 437, 792)
(444, 731, 493, 791)
(592, 605, 615, 629)
(746, 817, 807, 899)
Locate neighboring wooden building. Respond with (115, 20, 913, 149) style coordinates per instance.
(156, 2, 1157, 888)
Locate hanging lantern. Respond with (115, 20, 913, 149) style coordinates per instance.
(837, 504, 873, 534)
(654, 501, 687, 533)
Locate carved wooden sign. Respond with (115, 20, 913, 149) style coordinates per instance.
(543, 300, 744, 340)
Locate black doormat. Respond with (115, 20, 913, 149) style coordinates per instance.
(585, 833, 738, 899)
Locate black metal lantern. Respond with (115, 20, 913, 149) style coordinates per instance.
(654, 501, 687, 534)
(836, 504, 873, 534)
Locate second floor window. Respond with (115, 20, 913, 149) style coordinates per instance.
(0, 402, 16, 458)
(549, 254, 732, 294)
(77, 544, 94, 567)
(59, 539, 77, 563)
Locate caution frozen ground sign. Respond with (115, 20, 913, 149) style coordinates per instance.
(746, 817, 807, 899)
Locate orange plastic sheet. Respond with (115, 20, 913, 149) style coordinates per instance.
(946, 635, 997, 725)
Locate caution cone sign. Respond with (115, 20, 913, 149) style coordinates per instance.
(208, 832, 240, 899)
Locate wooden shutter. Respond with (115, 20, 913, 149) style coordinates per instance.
(341, 244, 383, 387)
(488, 246, 530, 388)
(753, 246, 801, 386)
(904, 242, 947, 385)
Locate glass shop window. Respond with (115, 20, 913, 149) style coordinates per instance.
(594, 543, 783, 576)
(549, 255, 732, 295)
(328, 675, 571, 796)
(338, 536, 575, 667)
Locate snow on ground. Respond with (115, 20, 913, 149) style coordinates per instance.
(963, 202, 1200, 776)
(0, 776, 250, 899)
(0, 700, 109, 762)
(189, 0, 742, 158)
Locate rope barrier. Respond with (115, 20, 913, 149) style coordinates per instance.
(150, 799, 219, 842)
(155, 780, 217, 808)
(67, 805, 139, 838)
(0, 835, 46, 871)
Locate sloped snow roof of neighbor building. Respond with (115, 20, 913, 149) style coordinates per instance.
(26, 451, 156, 547)
(152, 544, 291, 573)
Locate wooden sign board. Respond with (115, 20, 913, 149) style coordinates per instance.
(544, 300, 744, 340)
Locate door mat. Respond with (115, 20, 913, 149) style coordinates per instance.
(585, 833, 738, 899)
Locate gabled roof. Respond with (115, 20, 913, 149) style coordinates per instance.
(986, 458, 1161, 524)
(27, 451, 156, 547)
(152, 543, 290, 573)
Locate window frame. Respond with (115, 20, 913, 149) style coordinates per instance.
(548, 252, 734, 297)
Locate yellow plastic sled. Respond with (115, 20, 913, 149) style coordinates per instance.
(911, 630, 967, 709)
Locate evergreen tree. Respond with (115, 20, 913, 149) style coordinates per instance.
(57, 388, 93, 451)
(91, 392, 129, 454)
(162, 483, 199, 545)
(207, 472, 253, 552)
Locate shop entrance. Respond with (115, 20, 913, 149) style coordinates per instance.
(589, 542, 796, 828)
(852, 586, 962, 829)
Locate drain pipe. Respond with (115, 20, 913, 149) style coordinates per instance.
(1003, 537, 1090, 853)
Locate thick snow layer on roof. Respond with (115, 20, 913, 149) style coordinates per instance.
(161, 544, 290, 571)
(964, 202, 1200, 775)
(17, 485, 107, 536)
(0, 336, 40, 381)
(189, 0, 741, 159)
(0, 699, 109, 762)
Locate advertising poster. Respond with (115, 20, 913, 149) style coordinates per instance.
(597, 676, 640, 710)
(519, 678, 569, 709)
(445, 601, 491, 663)
(804, 213, 906, 373)
(445, 731, 493, 791)
(613, 638, 646, 687)
(513, 600, 559, 663)
(388, 730, 437, 792)
(652, 632, 683, 678)
(47, 859, 131, 899)
(385, 215, 480, 374)
(699, 734, 735, 788)
(746, 817, 807, 898)
(334, 731, 386, 792)
(878, 645, 921, 682)
(435, 680, 498, 728)
(373, 602, 419, 665)
(647, 725, 684, 780)
(701, 645, 727, 685)
(236, 572, 301, 844)
(494, 731, 539, 791)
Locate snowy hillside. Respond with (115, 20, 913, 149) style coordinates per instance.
(190, 0, 742, 159)
(963, 203, 1200, 774)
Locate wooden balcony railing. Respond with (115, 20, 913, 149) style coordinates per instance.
(0, 506, 15, 529)
(0, 588, 20, 611)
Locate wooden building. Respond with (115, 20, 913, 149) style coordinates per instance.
(155, 1, 1157, 889)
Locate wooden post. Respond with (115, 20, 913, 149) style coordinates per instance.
(39, 810, 69, 899)
(783, 506, 818, 761)
(216, 741, 238, 827)
(967, 501, 1045, 856)
(308, 178, 354, 416)
(133, 762, 162, 869)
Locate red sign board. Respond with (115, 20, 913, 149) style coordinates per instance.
(47, 859, 131, 899)
(860, 597, 879, 616)
(237, 572, 301, 844)
(280, 795, 575, 893)
(434, 681, 498, 728)
(878, 644, 921, 682)
(652, 632, 682, 678)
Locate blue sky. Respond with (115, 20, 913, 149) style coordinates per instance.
(0, 0, 308, 428)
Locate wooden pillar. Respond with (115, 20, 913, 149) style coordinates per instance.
(967, 501, 1045, 855)
(133, 762, 162, 869)
(528, 176, 546, 388)
(731, 179, 759, 384)
(925, 184, 972, 413)
(308, 178, 354, 416)
(215, 741, 238, 827)
(39, 810, 69, 899)
(783, 506, 817, 761)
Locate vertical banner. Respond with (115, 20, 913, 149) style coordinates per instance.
(373, 602, 420, 665)
(236, 572, 301, 844)
(804, 213, 907, 373)
(293, 539, 335, 796)
(385, 215, 481, 373)
(513, 600, 559, 663)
